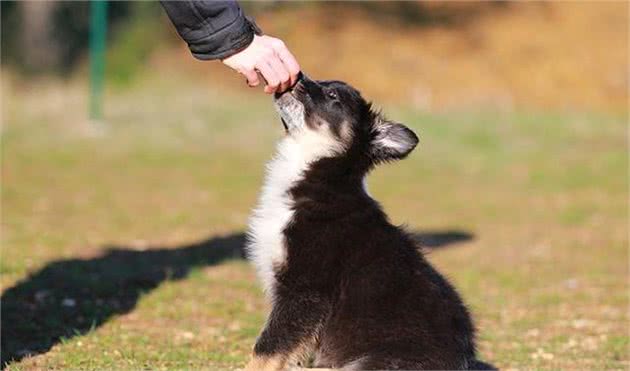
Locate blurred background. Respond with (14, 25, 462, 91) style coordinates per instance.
(2, 1, 628, 370)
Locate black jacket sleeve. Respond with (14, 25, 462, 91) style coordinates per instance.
(160, 0, 262, 60)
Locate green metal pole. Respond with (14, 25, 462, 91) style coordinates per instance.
(89, 0, 107, 121)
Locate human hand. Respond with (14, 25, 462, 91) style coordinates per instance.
(222, 35, 301, 94)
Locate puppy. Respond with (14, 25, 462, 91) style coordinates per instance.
(245, 74, 492, 370)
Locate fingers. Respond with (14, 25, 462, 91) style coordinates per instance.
(272, 40, 301, 87)
(256, 61, 281, 94)
(265, 55, 291, 93)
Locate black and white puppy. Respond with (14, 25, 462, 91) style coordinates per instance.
(245, 75, 492, 371)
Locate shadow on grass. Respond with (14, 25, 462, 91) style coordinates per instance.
(412, 230, 474, 249)
(1, 232, 246, 368)
(1, 229, 473, 368)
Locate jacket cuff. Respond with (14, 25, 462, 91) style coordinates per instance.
(190, 15, 263, 61)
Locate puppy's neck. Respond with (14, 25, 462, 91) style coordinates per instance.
(266, 134, 346, 189)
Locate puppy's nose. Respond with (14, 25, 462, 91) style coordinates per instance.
(296, 71, 311, 84)
(288, 72, 303, 90)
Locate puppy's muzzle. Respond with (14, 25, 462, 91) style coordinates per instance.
(274, 71, 306, 100)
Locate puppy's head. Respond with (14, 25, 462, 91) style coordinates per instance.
(274, 74, 418, 174)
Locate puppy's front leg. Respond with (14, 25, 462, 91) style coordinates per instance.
(245, 291, 329, 371)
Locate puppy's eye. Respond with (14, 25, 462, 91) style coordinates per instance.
(327, 91, 338, 100)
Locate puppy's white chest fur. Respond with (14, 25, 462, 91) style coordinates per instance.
(246, 131, 343, 298)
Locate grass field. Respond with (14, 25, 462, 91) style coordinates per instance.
(2, 75, 628, 370)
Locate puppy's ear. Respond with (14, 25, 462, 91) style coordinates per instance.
(371, 116, 419, 162)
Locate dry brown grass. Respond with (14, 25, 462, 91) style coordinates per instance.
(154, 2, 627, 113)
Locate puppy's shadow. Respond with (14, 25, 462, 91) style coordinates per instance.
(1, 232, 246, 368)
(1, 229, 472, 368)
